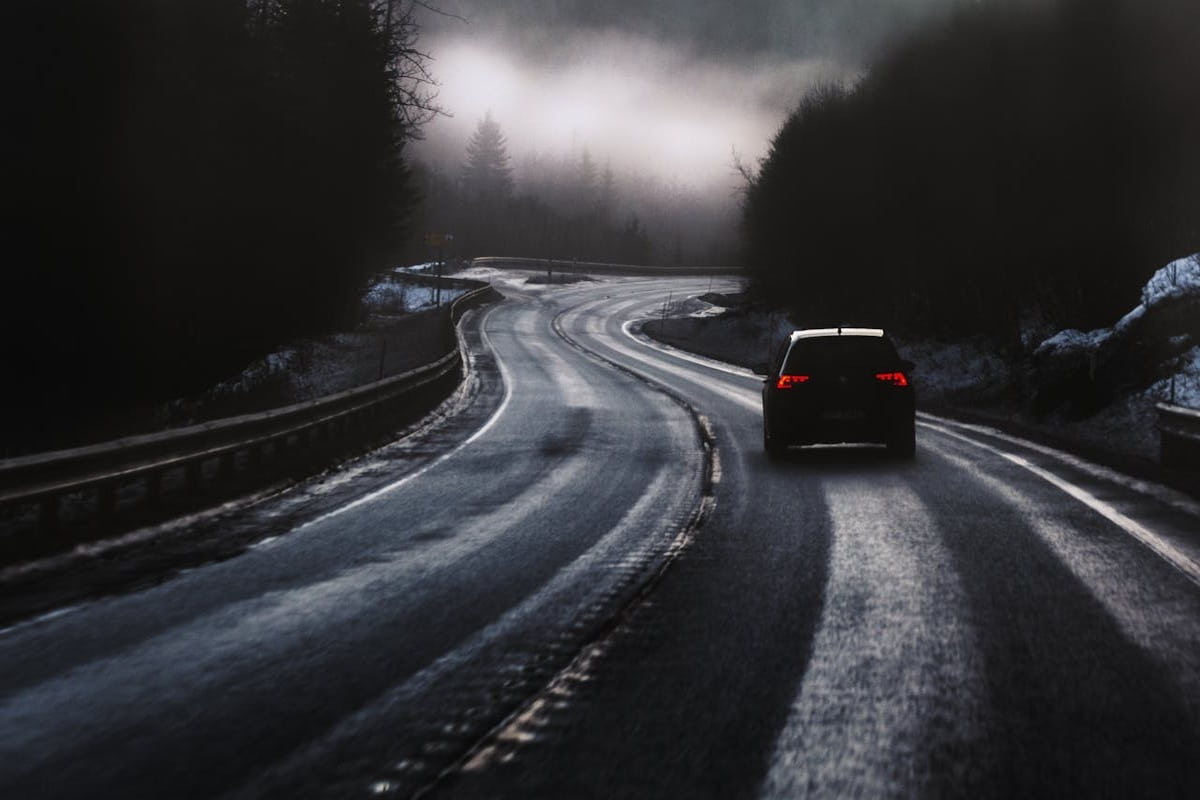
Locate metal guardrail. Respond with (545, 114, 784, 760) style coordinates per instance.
(0, 284, 500, 536)
(470, 256, 741, 277)
(1158, 403, 1200, 471)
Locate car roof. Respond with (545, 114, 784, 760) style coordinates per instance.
(788, 327, 885, 342)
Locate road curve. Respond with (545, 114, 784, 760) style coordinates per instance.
(2, 276, 1199, 799)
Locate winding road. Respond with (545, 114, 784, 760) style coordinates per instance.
(2, 275, 1199, 798)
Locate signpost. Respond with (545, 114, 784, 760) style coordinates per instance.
(424, 233, 454, 306)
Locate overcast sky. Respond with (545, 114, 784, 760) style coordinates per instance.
(411, 1, 960, 190)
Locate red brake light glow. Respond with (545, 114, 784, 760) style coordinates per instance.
(776, 374, 811, 389)
(875, 371, 909, 387)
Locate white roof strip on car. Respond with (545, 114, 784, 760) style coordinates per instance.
(790, 327, 885, 340)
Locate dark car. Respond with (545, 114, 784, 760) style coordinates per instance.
(762, 327, 916, 459)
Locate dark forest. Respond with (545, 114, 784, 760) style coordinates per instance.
(2, 0, 429, 423)
(742, 0, 1200, 342)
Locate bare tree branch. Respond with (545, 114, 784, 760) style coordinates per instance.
(411, 1, 468, 24)
(730, 146, 758, 194)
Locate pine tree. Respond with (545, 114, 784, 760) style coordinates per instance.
(597, 163, 616, 222)
(461, 112, 513, 202)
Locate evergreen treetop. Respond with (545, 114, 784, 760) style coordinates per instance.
(461, 112, 514, 201)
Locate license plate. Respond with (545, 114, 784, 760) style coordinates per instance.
(823, 409, 866, 421)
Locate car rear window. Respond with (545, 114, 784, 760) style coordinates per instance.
(783, 336, 899, 372)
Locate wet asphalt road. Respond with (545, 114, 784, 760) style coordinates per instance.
(2, 276, 1199, 798)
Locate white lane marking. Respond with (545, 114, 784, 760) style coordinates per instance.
(763, 478, 984, 798)
(933, 446, 1200, 702)
(0, 289, 707, 781)
(450, 465, 698, 774)
(224, 456, 702, 796)
(560, 305, 761, 413)
(615, 340, 761, 412)
(919, 413, 1200, 519)
(0, 456, 599, 772)
(295, 305, 515, 533)
(621, 319, 761, 380)
(0, 605, 84, 639)
(1, 305, 514, 637)
(288, 280, 712, 531)
(922, 421, 1200, 588)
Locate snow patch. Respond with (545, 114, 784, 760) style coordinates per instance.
(213, 349, 301, 396)
(1152, 346, 1200, 409)
(362, 274, 465, 315)
(1142, 253, 1200, 307)
(1034, 327, 1112, 358)
(1036, 255, 1200, 361)
(892, 337, 1012, 402)
(392, 262, 439, 275)
(673, 297, 724, 318)
(1033, 254, 1200, 407)
(1035, 253, 1200, 360)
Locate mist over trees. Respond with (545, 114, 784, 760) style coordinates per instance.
(742, 0, 1200, 342)
(425, 0, 958, 62)
(404, 115, 735, 267)
(2, 0, 432, 438)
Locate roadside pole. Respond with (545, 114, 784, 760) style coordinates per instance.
(424, 232, 453, 307)
(435, 242, 442, 307)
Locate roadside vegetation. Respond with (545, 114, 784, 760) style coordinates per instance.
(742, 0, 1200, 345)
(3, 0, 434, 453)
(0, 270, 469, 458)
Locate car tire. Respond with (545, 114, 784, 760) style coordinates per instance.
(888, 424, 916, 459)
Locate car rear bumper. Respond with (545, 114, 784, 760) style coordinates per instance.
(764, 393, 914, 446)
(771, 417, 907, 445)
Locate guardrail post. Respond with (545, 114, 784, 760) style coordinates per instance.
(1158, 403, 1200, 471)
(219, 451, 236, 482)
(98, 483, 116, 520)
(186, 459, 202, 491)
(249, 442, 265, 470)
(146, 472, 162, 508)
(39, 496, 58, 533)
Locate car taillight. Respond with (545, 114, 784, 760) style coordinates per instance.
(776, 374, 811, 389)
(875, 371, 909, 387)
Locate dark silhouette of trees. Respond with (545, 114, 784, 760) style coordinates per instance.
(457, 112, 514, 255)
(404, 119, 726, 268)
(461, 112, 514, 202)
(2, 0, 434, 451)
(742, 0, 1200, 342)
